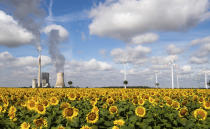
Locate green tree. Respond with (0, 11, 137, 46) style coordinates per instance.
(68, 81, 73, 88)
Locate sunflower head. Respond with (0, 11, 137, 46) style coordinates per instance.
(20, 122, 30, 129)
(178, 107, 188, 117)
(50, 96, 59, 105)
(112, 126, 119, 129)
(106, 98, 115, 105)
(36, 104, 46, 114)
(91, 106, 99, 113)
(86, 111, 99, 124)
(42, 100, 49, 107)
(171, 101, 180, 110)
(135, 106, 146, 117)
(138, 99, 145, 106)
(193, 108, 208, 121)
(80, 125, 92, 129)
(60, 102, 70, 109)
(113, 119, 125, 126)
(27, 100, 36, 110)
(33, 118, 47, 128)
(9, 106, 16, 114)
(166, 99, 173, 106)
(203, 101, 210, 110)
(68, 93, 76, 101)
(57, 125, 65, 129)
(132, 99, 138, 105)
(109, 106, 118, 114)
(62, 107, 78, 120)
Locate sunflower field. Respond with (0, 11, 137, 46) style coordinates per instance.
(0, 88, 209, 129)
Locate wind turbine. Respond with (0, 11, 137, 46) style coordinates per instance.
(169, 60, 176, 89)
(154, 72, 159, 88)
(176, 74, 179, 89)
(204, 71, 209, 89)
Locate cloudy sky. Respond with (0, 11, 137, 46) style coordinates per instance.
(0, 0, 210, 88)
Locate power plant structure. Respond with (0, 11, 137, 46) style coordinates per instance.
(42, 72, 50, 88)
(32, 53, 65, 88)
(55, 72, 65, 88)
(32, 72, 50, 88)
(38, 52, 41, 88)
(32, 79, 37, 88)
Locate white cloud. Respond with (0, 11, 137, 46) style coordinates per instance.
(151, 55, 178, 65)
(190, 36, 210, 46)
(189, 35, 210, 58)
(182, 65, 192, 73)
(0, 10, 35, 47)
(166, 44, 183, 55)
(130, 33, 159, 44)
(43, 24, 69, 41)
(65, 58, 112, 72)
(0, 51, 51, 87)
(110, 45, 151, 64)
(190, 56, 208, 64)
(89, 0, 209, 42)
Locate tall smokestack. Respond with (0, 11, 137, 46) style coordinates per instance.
(55, 72, 65, 88)
(38, 53, 41, 88)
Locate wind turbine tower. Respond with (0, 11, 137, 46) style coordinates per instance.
(176, 74, 179, 89)
(204, 71, 209, 89)
(155, 72, 159, 88)
(169, 60, 175, 89)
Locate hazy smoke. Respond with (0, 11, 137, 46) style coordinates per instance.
(48, 30, 65, 73)
(0, 0, 45, 51)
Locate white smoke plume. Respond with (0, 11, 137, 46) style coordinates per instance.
(0, 0, 46, 52)
(44, 0, 69, 72)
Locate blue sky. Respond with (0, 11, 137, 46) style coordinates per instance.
(0, 0, 210, 88)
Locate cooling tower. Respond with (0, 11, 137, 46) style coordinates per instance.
(55, 72, 65, 88)
(32, 79, 37, 88)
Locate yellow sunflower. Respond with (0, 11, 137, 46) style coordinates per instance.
(60, 102, 70, 109)
(193, 108, 208, 121)
(203, 101, 210, 110)
(35, 104, 46, 114)
(86, 111, 99, 124)
(33, 118, 48, 128)
(138, 98, 145, 106)
(8, 106, 16, 114)
(0, 106, 2, 113)
(132, 99, 138, 105)
(109, 106, 118, 114)
(91, 106, 99, 113)
(106, 98, 115, 105)
(20, 122, 30, 129)
(50, 96, 59, 105)
(80, 125, 92, 129)
(178, 107, 188, 117)
(171, 101, 180, 110)
(166, 99, 173, 107)
(42, 100, 50, 108)
(112, 126, 119, 129)
(135, 106, 146, 117)
(68, 93, 77, 101)
(57, 125, 65, 129)
(113, 119, 125, 126)
(62, 107, 78, 120)
(149, 97, 155, 104)
(27, 99, 36, 110)
(102, 104, 108, 109)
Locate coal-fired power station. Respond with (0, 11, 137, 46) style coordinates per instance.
(32, 54, 65, 88)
